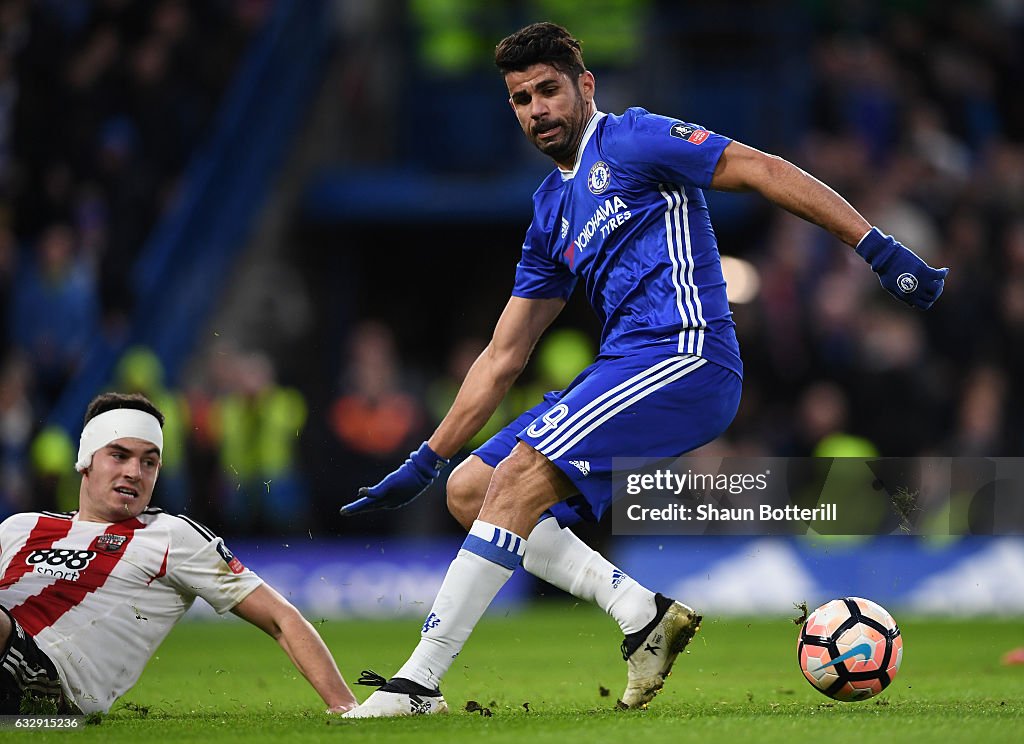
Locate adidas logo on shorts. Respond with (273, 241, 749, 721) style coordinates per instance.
(568, 460, 591, 476)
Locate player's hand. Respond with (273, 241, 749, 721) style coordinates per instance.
(855, 227, 948, 310)
(339, 442, 449, 515)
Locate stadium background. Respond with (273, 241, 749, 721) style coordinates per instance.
(1, 0, 1022, 621)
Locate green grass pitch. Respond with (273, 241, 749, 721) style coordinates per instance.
(9, 604, 1023, 743)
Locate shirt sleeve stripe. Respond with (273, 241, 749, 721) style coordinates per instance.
(172, 514, 217, 542)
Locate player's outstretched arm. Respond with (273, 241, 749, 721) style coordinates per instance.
(232, 584, 358, 714)
(340, 296, 566, 515)
(709, 141, 948, 309)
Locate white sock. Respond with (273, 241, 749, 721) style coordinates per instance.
(523, 516, 656, 635)
(394, 520, 526, 689)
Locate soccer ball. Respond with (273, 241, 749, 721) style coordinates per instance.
(797, 597, 903, 702)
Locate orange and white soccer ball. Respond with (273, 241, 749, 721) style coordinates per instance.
(797, 597, 903, 702)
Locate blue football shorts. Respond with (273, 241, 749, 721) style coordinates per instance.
(472, 349, 742, 527)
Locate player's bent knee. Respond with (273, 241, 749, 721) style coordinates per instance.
(446, 456, 493, 529)
(445, 478, 477, 528)
(0, 607, 12, 648)
(487, 443, 574, 514)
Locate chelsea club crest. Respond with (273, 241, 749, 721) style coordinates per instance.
(588, 161, 611, 194)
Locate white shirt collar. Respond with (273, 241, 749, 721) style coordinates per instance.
(559, 111, 606, 181)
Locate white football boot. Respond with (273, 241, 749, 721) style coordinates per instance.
(618, 593, 702, 709)
(342, 671, 449, 718)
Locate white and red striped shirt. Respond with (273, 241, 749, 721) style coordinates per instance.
(0, 509, 263, 713)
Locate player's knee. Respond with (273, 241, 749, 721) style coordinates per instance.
(445, 475, 478, 529)
(488, 443, 571, 514)
(446, 457, 491, 529)
(0, 609, 12, 648)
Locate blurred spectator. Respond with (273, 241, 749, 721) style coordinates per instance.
(0, 352, 32, 517)
(62, 23, 121, 183)
(8, 222, 98, 409)
(809, 36, 903, 165)
(332, 0, 405, 163)
(852, 308, 944, 454)
(72, 181, 108, 267)
(329, 320, 423, 459)
(179, 339, 238, 529)
(510, 327, 595, 415)
(27, 424, 76, 514)
(791, 381, 874, 458)
(529, 0, 650, 69)
(951, 365, 1008, 456)
(110, 345, 191, 513)
(320, 320, 433, 534)
(812, 433, 878, 459)
(426, 336, 510, 451)
(408, 0, 502, 76)
(209, 348, 309, 535)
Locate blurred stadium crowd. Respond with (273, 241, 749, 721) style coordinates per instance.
(1, 0, 1023, 537)
(0, 0, 268, 521)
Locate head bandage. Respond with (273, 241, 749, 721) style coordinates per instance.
(75, 409, 164, 472)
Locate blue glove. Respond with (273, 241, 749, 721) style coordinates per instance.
(855, 227, 948, 310)
(339, 442, 449, 516)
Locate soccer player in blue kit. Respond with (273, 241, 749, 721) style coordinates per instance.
(340, 23, 947, 717)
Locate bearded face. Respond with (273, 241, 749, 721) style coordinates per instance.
(506, 64, 595, 169)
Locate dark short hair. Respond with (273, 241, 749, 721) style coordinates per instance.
(495, 22, 585, 78)
(84, 392, 165, 427)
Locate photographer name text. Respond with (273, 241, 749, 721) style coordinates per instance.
(625, 502, 838, 523)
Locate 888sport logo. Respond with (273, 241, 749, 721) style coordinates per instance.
(27, 548, 98, 580)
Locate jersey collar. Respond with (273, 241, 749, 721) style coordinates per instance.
(559, 111, 606, 181)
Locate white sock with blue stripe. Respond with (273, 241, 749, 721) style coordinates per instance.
(393, 520, 526, 689)
(524, 516, 656, 635)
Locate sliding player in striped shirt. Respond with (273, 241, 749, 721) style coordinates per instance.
(340, 22, 947, 717)
(0, 392, 357, 715)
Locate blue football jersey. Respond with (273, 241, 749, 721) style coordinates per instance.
(513, 108, 742, 376)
